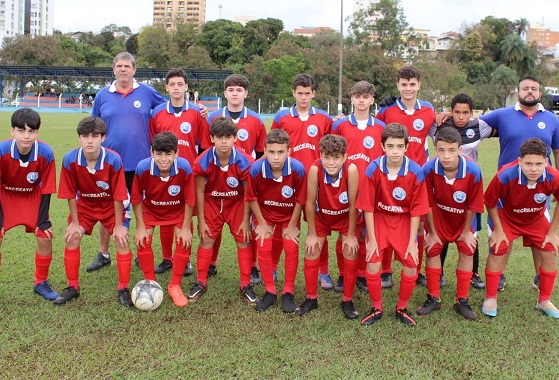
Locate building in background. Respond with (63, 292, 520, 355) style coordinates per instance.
(293, 26, 335, 37)
(527, 23, 559, 49)
(0, 0, 54, 40)
(153, 0, 206, 31)
(353, 0, 379, 13)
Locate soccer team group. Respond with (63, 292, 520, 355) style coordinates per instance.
(2, 52, 559, 327)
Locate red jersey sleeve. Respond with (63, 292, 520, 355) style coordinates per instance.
(183, 171, 196, 207)
(484, 174, 503, 210)
(41, 157, 57, 195)
(467, 176, 485, 214)
(356, 170, 377, 212)
(410, 175, 430, 218)
(130, 173, 143, 205)
(58, 164, 77, 200)
(111, 166, 129, 202)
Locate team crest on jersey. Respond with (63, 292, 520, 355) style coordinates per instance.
(538, 122, 546, 130)
(133, 100, 142, 108)
(96, 181, 109, 190)
(453, 191, 467, 203)
(168, 185, 181, 196)
(339, 191, 349, 204)
(237, 129, 249, 141)
(282, 185, 294, 198)
(180, 122, 191, 134)
(392, 187, 406, 201)
(413, 119, 424, 131)
(466, 129, 475, 139)
(27, 172, 39, 183)
(534, 193, 547, 204)
(363, 136, 374, 149)
(307, 125, 318, 137)
(226, 177, 239, 188)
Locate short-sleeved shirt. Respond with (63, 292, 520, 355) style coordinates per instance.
(422, 155, 484, 241)
(149, 101, 209, 164)
(58, 147, 128, 222)
(271, 105, 332, 169)
(480, 103, 559, 169)
(131, 157, 195, 226)
(376, 98, 437, 166)
(246, 157, 306, 225)
(332, 113, 386, 177)
(92, 80, 166, 171)
(439, 117, 493, 162)
(204, 107, 267, 156)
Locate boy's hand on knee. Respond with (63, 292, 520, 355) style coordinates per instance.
(542, 232, 559, 253)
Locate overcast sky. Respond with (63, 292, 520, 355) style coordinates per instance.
(53, 0, 559, 37)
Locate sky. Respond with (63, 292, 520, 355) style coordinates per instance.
(53, 0, 559, 37)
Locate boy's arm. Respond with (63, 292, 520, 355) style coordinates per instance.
(195, 175, 210, 242)
(112, 201, 129, 247)
(343, 163, 359, 256)
(305, 165, 320, 255)
(457, 210, 478, 252)
(363, 211, 378, 261)
(486, 206, 509, 255)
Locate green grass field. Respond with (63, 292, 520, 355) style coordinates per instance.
(0, 111, 558, 379)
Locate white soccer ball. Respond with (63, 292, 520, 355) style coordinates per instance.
(132, 279, 164, 311)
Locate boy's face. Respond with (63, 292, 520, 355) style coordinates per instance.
(224, 85, 248, 108)
(151, 149, 178, 174)
(166, 76, 188, 101)
(292, 86, 315, 110)
(211, 134, 237, 155)
(11, 124, 39, 154)
(518, 154, 547, 183)
(265, 143, 290, 171)
(382, 137, 408, 165)
(451, 103, 473, 128)
(435, 140, 461, 171)
(351, 93, 375, 113)
(78, 132, 105, 155)
(397, 77, 420, 103)
(320, 151, 347, 177)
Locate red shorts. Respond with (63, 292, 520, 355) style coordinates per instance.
(0, 190, 46, 235)
(426, 239, 475, 258)
(70, 209, 127, 236)
(490, 212, 555, 255)
(204, 197, 246, 242)
(367, 246, 416, 268)
(369, 212, 416, 268)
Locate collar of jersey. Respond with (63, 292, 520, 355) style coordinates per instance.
(349, 113, 374, 126)
(222, 106, 247, 119)
(514, 102, 544, 112)
(262, 157, 292, 179)
(517, 164, 546, 186)
(109, 79, 140, 93)
(165, 100, 190, 114)
(10, 139, 39, 162)
(396, 98, 421, 111)
(321, 161, 344, 185)
(77, 146, 106, 170)
(211, 146, 237, 166)
(290, 105, 317, 117)
(379, 155, 409, 176)
(434, 155, 467, 179)
(150, 157, 178, 176)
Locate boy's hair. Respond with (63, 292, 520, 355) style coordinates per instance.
(11, 107, 41, 130)
(293, 73, 315, 90)
(210, 116, 238, 137)
(77, 116, 107, 136)
(266, 129, 290, 146)
(319, 134, 347, 155)
(520, 138, 547, 158)
(396, 66, 421, 81)
(166, 68, 188, 84)
(113, 52, 136, 68)
(224, 74, 249, 90)
(451, 93, 473, 111)
(152, 131, 178, 153)
(350, 81, 375, 97)
(382, 123, 408, 145)
(518, 75, 540, 88)
(435, 126, 462, 146)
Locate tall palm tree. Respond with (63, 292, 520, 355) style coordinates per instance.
(514, 18, 530, 38)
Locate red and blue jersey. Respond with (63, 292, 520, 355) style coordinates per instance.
(246, 157, 306, 225)
(193, 146, 253, 202)
(480, 103, 559, 169)
(92, 80, 166, 171)
(485, 161, 559, 225)
(149, 101, 209, 165)
(204, 107, 267, 156)
(422, 155, 484, 241)
(313, 159, 353, 230)
(332, 113, 386, 177)
(271, 105, 332, 169)
(58, 147, 128, 222)
(131, 157, 195, 226)
(376, 98, 437, 165)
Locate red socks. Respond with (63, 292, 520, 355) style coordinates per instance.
(538, 266, 557, 303)
(336, 239, 344, 277)
(170, 244, 190, 287)
(137, 238, 156, 281)
(258, 238, 276, 294)
(211, 232, 222, 266)
(456, 269, 472, 301)
(237, 246, 252, 288)
(116, 251, 132, 290)
(319, 240, 329, 275)
(425, 266, 442, 299)
(34, 252, 52, 285)
(62, 247, 80, 288)
(196, 246, 213, 287)
(396, 270, 418, 310)
(342, 257, 358, 301)
(159, 225, 175, 262)
(283, 238, 299, 295)
(366, 271, 383, 311)
(485, 269, 501, 299)
(303, 257, 319, 299)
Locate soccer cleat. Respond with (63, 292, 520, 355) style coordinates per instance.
(250, 267, 262, 285)
(439, 273, 446, 287)
(341, 300, 359, 319)
(34, 280, 59, 301)
(118, 288, 133, 307)
(86, 252, 111, 272)
(497, 274, 506, 292)
(381, 273, 393, 289)
(255, 291, 277, 312)
(471, 273, 485, 290)
(454, 298, 477, 320)
(416, 294, 442, 315)
(154, 259, 173, 274)
(533, 275, 540, 290)
(296, 298, 318, 316)
(333, 276, 344, 293)
(53, 286, 80, 305)
(396, 308, 417, 326)
(282, 292, 297, 313)
(361, 307, 383, 326)
(319, 274, 333, 290)
(168, 285, 188, 307)
(240, 285, 259, 304)
(187, 282, 207, 301)
(183, 261, 194, 276)
(536, 301, 559, 318)
(481, 298, 497, 317)
(208, 265, 218, 277)
(356, 276, 368, 292)
(416, 273, 427, 287)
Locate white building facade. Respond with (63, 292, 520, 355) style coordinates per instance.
(0, 0, 54, 40)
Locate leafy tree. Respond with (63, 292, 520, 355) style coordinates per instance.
(243, 18, 284, 59)
(262, 54, 305, 105)
(513, 18, 530, 37)
(500, 34, 537, 77)
(197, 19, 245, 66)
(491, 65, 518, 108)
(137, 25, 174, 67)
(0, 35, 73, 65)
(173, 22, 199, 51)
(126, 34, 139, 55)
